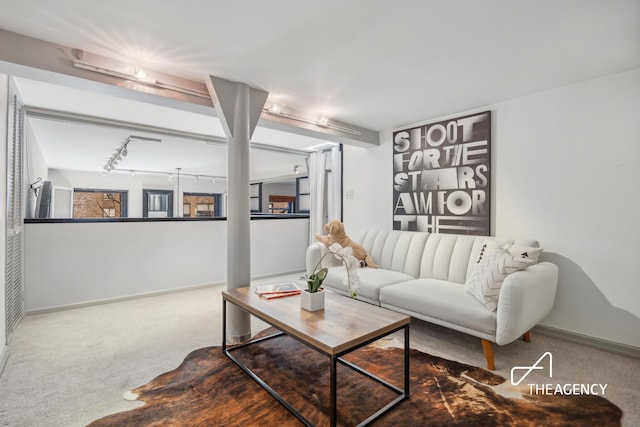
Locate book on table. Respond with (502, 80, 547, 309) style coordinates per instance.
(255, 282, 301, 298)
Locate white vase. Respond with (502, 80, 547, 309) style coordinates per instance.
(301, 289, 325, 311)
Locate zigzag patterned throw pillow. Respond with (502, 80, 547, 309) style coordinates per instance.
(465, 247, 534, 311)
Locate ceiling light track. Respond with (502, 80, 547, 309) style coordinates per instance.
(72, 60, 211, 99)
(263, 105, 362, 136)
(110, 167, 225, 181)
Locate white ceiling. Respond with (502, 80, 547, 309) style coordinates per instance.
(1, 0, 639, 178)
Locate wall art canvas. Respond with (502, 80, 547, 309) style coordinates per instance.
(393, 111, 491, 235)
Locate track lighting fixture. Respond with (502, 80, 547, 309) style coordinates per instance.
(268, 104, 281, 114)
(134, 67, 146, 80)
(72, 55, 210, 99)
(262, 105, 361, 136)
(105, 166, 225, 183)
(103, 135, 161, 173)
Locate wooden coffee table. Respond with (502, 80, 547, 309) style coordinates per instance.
(222, 286, 410, 426)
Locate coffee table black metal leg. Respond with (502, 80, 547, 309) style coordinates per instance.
(222, 299, 227, 354)
(405, 324, 410, 397)
(331, 355, 337, 427)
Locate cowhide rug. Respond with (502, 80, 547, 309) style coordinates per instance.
(89, 331, 622, 427)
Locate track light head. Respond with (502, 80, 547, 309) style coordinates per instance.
(134, 67, 146, 80)
(268, 104, 281, 114)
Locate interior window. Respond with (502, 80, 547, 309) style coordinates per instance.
(73, 189, 128, 218)
(143, 189, 173, 218)
(183, 193, 222, 217)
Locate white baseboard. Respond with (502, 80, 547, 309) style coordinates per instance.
(25, 270, 305, 316)
(25, 281, 226, 316)
(534, 324, 640, 360)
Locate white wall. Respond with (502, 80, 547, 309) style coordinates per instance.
(23, 217, 308, 312)
(0, 74, 8, 359)
(343, 68, 640, 348)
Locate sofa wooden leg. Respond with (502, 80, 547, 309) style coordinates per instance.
(523, 331, 531, 342)
(481, 339, 495, 370)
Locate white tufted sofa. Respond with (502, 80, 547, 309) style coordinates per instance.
(305, 229, 558, 369)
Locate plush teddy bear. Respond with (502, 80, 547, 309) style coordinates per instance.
(315, 220, 379, 268)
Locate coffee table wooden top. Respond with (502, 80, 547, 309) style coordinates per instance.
(223, 286, 410, 356)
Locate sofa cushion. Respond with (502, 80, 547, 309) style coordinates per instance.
(322, 266, 415, 303)
(379, 278, 497, 335)
(465, 248, 534, 311)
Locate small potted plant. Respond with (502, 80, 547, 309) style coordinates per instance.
(302, 243, 360, 311)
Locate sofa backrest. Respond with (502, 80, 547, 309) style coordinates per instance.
(358, 229, 540, 284)
(420, 234, 540, 284)
(357, 229, 428, 278)
(419, 234, 485, 284)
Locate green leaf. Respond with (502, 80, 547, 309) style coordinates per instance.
(307, 268, 328, 293)
(316, 268, 328, 282)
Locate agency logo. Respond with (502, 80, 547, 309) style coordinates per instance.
(511, 351, 552, 386)
(510, 351, 608, 396)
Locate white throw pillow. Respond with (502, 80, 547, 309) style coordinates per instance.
(507, 246, 543, 264)
(476, 238, 543, 264)
(465, 247, 534, 311)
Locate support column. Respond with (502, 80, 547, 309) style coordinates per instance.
(206, 75, 268, 343)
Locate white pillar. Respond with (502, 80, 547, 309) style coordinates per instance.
(206, 76, 268, 343)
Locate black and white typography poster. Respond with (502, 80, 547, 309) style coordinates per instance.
(392, 111, 491, 235)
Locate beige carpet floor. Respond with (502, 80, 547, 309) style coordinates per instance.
(0, 273, 638, 426)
